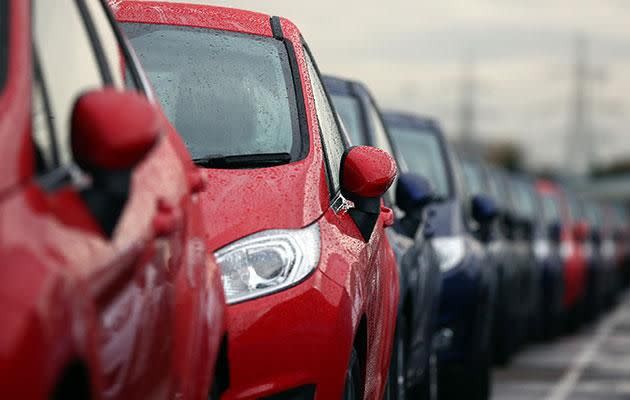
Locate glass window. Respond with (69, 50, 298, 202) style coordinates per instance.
(84, 0, 130, 89)
(32, 68, 56, 170)
(388, 126, 450, 199)
(330, 94, 364, 146)
(34, 0, 109, 165)
(123, 23, 301, 162)
(541, 194, 560, 223)
(303, 49, 346, 191)
(366, 98, 396, 164)
(462, 161, 485, 196)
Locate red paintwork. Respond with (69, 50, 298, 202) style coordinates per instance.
(0, 1, 225, 399)
(71, 89, 161, 170)
(116, 2, 400, 399)
(536, 180, 587, 309)
(342, 146, 397, 198)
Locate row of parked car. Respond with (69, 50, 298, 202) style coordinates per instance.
(3, 1, 628, 399)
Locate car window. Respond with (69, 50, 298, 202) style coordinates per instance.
(303, 49, 347, 193)
(0, 0, 7, 92)
(462, 161, 485, 196)
(32, 0, 137, 170)
(123, 23, 301, 162)
(330, 94, 364, 146)
(32, 59, 57, 171)
(84, 1, 135, 89)
(388, 125, 450, 199)
(365, 98, 396, 166)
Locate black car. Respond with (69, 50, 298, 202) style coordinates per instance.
(532, 181, 565, 339)
(324, 75, 441, 400)
(459, 158, 524, 363)
(383, 111, 497, 400)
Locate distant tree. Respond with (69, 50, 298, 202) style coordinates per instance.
(484, 141, 524, 173)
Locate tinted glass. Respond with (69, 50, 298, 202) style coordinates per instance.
(512, 180, 537, 218)
(304, 49, 346, 192)
(388, 126, 450, 198)
(34, 0, 108, 165)
(331, 94, 364, 145)
(541, 193, 560, 222)
(123, 24, 300, 160)
(462, 161, 485, 196)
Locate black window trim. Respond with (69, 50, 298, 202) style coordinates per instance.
(97, 0, 148, 96)
(32, 49, 60, 170)
(74, 0, 112, 85)
(270, 16, 308, 161)
(301, 40, 349, 202)
(0, 0, 8, 93)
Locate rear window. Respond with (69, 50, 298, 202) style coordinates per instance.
(388, 125, 451, 198)
(330, 94, 364, 145)
(0, 1, 8, 92)
(122, 23, 302, 162)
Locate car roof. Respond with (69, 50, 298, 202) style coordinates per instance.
(381, 111, 441, 135)
(113, 1, 274, 37)
(322, 75, 355, 96)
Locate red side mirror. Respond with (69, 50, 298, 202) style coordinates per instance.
(71, 88, 161, 171)
(341, 146, 397, 199)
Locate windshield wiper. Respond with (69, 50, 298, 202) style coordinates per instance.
(192, 152, 292, 169)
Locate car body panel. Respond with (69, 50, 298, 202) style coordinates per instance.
(0, 1, 225, 398)
(383, 112, 496, 373)
(116, 4, 399, 399)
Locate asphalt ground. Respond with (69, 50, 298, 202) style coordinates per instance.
(493, 293, 630, 400)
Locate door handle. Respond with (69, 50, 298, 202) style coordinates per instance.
(153, 198, 181, 237)
(188, 169, 206, 194)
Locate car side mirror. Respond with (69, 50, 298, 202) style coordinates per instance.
(340, 146, 397, 241)
(71, 88, 162, 236)
(396, 173, 433, 214)
(72, 88, 161, 171)
(471, 194, 498, 227)
(548, 221, 562, 243)
(341, 146, 397, 199)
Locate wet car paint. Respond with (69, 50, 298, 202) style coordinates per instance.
(0, 1, 226, 399)
(116, 3, 400, 399)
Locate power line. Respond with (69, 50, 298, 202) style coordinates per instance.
(565, 34, 605, 175)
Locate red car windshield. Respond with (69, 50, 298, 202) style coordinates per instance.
(122, 23, 303, 164)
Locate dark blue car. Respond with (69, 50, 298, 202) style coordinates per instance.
(383, 112, 497, 400)
(324, 76, 441, 400)
(459, 158, 525, 363)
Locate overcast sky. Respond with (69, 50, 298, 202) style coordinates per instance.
(162, 1, 630, 171)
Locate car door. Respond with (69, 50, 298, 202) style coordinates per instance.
(302, 45, 396, 399)
(31, 1, 177, 398)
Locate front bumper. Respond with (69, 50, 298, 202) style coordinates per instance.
(222, 270, 354, 400)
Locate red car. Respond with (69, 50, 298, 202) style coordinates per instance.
(115, 2, 400, 399)
(536, 180, 587, 328)
(0, 1, 226, 399)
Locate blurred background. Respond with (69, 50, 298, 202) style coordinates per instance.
(174, 0, 630, 185)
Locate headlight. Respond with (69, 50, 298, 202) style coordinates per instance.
(433, 236, 466, 272)
(215, 223, 321, 304)
(534, 239, 550, 260)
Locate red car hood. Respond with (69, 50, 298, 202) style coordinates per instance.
(198, 158, 329, 251)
